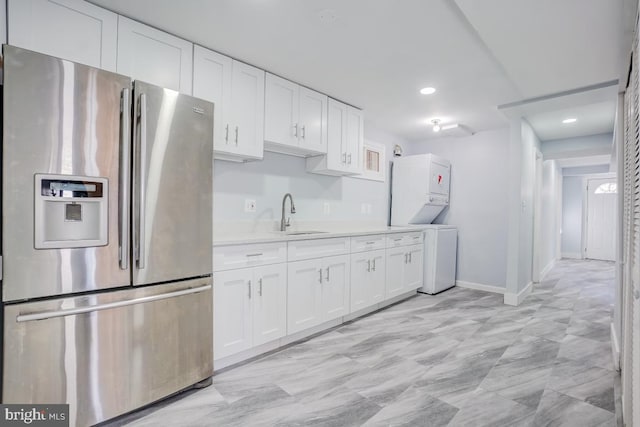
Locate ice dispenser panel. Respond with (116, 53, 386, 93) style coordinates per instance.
(34, 174, 108, 249)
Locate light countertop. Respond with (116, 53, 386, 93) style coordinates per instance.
(213, 225, 427, 247)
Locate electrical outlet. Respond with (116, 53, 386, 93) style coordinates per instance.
(244, 199, 256, 213)
(323, 202, 331, 215)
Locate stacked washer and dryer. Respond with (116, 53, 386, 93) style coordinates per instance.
(391, 154, 458, 294)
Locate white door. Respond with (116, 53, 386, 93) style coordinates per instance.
(369, 249, 386, 304)
(586, 177, 617, 261)
(287, 259, 323, 334)
(350, 253, 372, 313)
(192, 46, 233, 154)
(321, 255, 350, 321)
(264, 73, 299, 149)
(252, 263, 287, 346)
(405, 245, 424, 290)
(213, 269, 253, 359)
(8, 0, 118, 71)
(230, 61, 265, 159)
(385, 246, 406, 299)
(326, 99, 349, 172)
(298, 87, 328, 155)
(117, 16, 193, 94)
(346, 106, 364, 174)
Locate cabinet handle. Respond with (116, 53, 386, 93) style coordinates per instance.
(347, 153, 352, 164)
(319, 268, 323, 284)
(258, 278, 263, 296)
(394, 238, 402, 242)
(367, 260, 371, 272)
(366, 241, 376, 245)
(235, 126, 239, 145)
(248, 280, 252, 299)
(225, 124, 229, 143)
(325, 267, 330, 282)
(342, 153, 347, 163)
(409, 253, 412, 263)
(293, 123, 299, 138)
(301, 125, 306, 139)
(246, 253, 263, 257)
(372, 259, 376, 271)
(404, 253, 408, 264)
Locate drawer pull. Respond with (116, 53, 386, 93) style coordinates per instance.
(372, 259, 376, 271)
(394, 238, 402, 242)
(246, 253, 263, 257)
(367, 260, 371, 272)
(366, 241, 376, 245)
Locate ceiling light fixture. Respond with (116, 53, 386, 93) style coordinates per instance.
(562, 118, 577, 124)
(420, 87, 436, 95)
(431, 119, 441, 132)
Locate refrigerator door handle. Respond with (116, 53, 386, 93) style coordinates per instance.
(15, 284, 212, 323)
(119, 88, 131, 270)
(137, 93, 148, 269)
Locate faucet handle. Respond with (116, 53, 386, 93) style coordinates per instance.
(285, 217, 291, 227)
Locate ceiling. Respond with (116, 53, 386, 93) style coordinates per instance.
(89, 0, 627, 142)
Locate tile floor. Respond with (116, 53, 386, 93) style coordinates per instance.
(112, 259, 620, 427)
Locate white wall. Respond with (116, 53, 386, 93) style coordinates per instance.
(561, 176, 583, 257)
(541, 133, 613, 159)
(213, 121, 408, 231)
(407, 128, 510, 288)
(540, 160, 561, 272)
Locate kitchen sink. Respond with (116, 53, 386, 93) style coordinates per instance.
(284, 230, 328, 235)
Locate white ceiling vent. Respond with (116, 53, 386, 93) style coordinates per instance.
(441, 123, 474, 137)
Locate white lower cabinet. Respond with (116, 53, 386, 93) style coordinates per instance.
(287, 254, 350, 334)
(385, 244, 424, 299)
(213, 263, 286, 360)
(350, 249, 386, 312)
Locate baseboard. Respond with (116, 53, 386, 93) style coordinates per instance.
(456, 280, 505, 295)
(504, 281, 533, 306)
(540, 259, 556, 280)
(611, 323, 620, 371)
(561, 252, 582, 259)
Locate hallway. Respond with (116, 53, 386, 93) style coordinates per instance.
(114, 259, 620, 427)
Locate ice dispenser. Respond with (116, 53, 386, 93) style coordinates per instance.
(34, 174, 108, 249)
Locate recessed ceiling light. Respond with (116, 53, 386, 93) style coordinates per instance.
(562, 118, 577, 124)
(420, 87, 436, 95)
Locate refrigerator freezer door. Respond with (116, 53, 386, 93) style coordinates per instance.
(132, 81, 214, 286)
(2, 46, 132, 302)
(3, 278, 213, 427)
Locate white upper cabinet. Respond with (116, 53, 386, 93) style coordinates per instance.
(8, 0, 117, 71)
(264, 73, 328, 156)
(117, 16, 193, 94)
(306, 98, 364, 176)
(193, 46, 264, 161)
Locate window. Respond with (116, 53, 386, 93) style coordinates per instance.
(594, 182, 617, 194)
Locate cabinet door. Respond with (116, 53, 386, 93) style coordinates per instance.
(405, 245, 424, 290)
(8, 0, 117, 71)
(193, 46, 233, 154)
(346, 106, 364, 174)
(350, 253, 371, 313)
(230, 61, 265, 159)
(252, 263, 287, 346)
(213, 269, 253, 359)
(326, 99, 349, 172)
(369, 249, 386, 304)
(298, 87, 328, 155)
(321, 255, 350, 321)
(264, 73, 299, 148)
(385, 247, 407, 299)
(117, 16, 193, 94)
(287, 259, 323, 334)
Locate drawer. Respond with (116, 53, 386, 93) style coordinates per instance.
(350, 234, 386, 253)
(287, 237, 350, 261)
(386, 232, 424, 248)
(213, 242, 287, 271)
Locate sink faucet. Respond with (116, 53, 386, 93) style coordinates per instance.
(280, 193, 296, 231)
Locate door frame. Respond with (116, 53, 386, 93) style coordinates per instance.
(582, 172, 617, 260)
(532, 149, 543, 283)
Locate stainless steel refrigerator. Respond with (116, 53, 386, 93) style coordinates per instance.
(1, 45, 214, 426)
